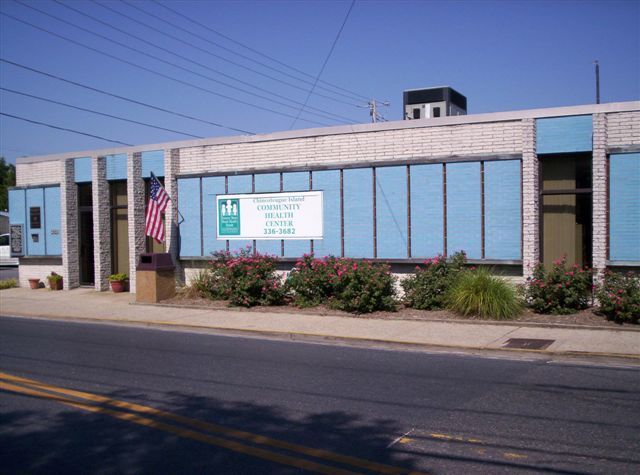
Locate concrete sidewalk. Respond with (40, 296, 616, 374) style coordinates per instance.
(1, 287, 639, 360)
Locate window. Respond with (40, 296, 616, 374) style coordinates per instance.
(433, 107, 441, 118)
(29, 207, 41, 229)
(412, 108, 421, 119)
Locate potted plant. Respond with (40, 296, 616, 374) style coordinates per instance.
(28, 278, 41, 290)
(47, 272, 63, 291)
(109, 273, 128, 293)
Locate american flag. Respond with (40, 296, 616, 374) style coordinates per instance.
(145, 174, 169, 243)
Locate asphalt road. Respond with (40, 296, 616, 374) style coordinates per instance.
(1, 316, 638, 474)
(0, 266, 18, 281)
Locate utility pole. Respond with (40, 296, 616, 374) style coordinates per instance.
(367, 99, 390, 123)
(594, 60, 600, 104)
(369, 100, 378, 123)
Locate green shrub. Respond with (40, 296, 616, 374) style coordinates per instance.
(286, 255, 397, 313)
(329, 259, 397, 314)
(0, 279, 17, 290)
(108, 273, 128, 282)
(48, 272, 63, 283)
(596, 271, 640, 324)
(402, 252, 467, 310)
(203, 247, 286, 307)
(447, 268, 522, 320)
(522, 257, 592, 314)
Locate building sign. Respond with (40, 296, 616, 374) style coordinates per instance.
(10, 224, 24, 257)
(216, 191, 323, 240)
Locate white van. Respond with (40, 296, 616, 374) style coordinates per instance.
(0, 234, 19, 266)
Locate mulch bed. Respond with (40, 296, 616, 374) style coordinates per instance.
(160, 296, 637, 329)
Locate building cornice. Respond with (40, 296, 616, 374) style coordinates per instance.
(16, 101, 640, 165)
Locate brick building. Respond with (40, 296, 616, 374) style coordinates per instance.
(8, 101, 640, 291)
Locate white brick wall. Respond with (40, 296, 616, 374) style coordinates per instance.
(178, 121, 524, 175)
(521, 118, 539, 279)
(607, 111, 640, 147)
(592, 114, 608, 279)
(18, 263, 65, 289)
(16, 160, 62, 186)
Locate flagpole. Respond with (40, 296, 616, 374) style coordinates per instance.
(151, 171, 185, 225)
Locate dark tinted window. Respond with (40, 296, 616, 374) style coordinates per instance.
(433, 107, 441, 118)
(413, 108, 421, 119)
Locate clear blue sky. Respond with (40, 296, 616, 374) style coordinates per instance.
(1, 0, 638, 164)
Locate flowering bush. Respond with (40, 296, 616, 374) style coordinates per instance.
(200, 247, 286, 307)
(522, 257, 592, 314)
(286, 255, 396, 313)
(596, 271, 640, 324)
(330, 259, 397, 313)
(402, 252, 467, 310)
(286, 254, 341, 307)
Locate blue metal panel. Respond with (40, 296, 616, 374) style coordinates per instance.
(177, 178, 202, 257)
(142, 150, 165, 178)
(254, 173, 281, 256)
(202, 176, 227, 257)
(9, 188, 26, 225)
(74, 157, 92, 183)
(283, 171, 310, 257)
(484, 161, 521, 259)
(25, 188, 45, 255)
(410, 164, 444, 258)
(106, 153, 127, 180)
(536, 115, 592, 154)
(446, 162, 481, 259)
(376, 166, 408, 258)
(227, 174, 253, 253)
(610, 153, 640, 261)
(312, 170, 341, 257)
(344, 168, 373, 258)
(44, 187, 62, 255)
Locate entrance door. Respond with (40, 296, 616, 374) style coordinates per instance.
(78, 184, 95, 285)
(540, 154, 592, 268)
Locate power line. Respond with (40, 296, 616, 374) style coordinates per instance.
(48, 0, 357, 124)
(0, 87, 204, 139)
(0, 10, 330, 127)
(0, 59, 255, 135)
(11, 3, 344, 126)
(0, 112, 132, 146)
(147, 0, 370, 103)
(93, 0, 361, 109)
(290, 1, 356, 129)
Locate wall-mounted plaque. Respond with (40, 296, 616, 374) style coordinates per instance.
(10, 224, 24, 257)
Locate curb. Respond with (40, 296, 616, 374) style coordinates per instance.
(4, 312, 640, 363)
(134, 301, 640, 333)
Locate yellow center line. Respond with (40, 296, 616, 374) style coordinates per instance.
(1, 380, 357, 475)
(0, 372, 427, 475)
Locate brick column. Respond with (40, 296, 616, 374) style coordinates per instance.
(592, 113, 608, 281)
(522, 118, 539, 279)
(164, 148, 184, 284)
(127, 152, 146, 293)
(61, 158, 79, 289)
(92, 155, 111, 291)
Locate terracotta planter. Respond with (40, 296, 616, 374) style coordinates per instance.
(28, 278, 41, 290)
(110, 280, 126, 293)
(48, 278, 63, 291)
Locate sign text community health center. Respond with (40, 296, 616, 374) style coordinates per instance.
(216, 191, 323, 240)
